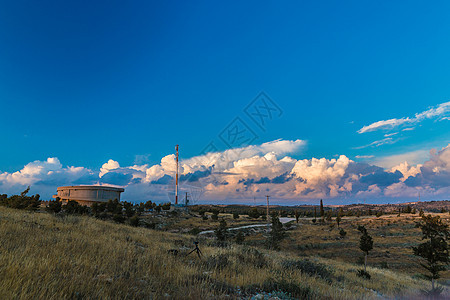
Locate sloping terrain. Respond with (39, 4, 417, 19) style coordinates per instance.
(0, 207, 443, 299)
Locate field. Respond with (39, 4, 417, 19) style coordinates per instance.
(0, 205, 448, 299)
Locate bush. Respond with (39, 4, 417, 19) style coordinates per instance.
(233, 212, 239, 219)
(281, 259, 333, 282)
(189, 227, 201, 235)
(202, 215, 208, 221)
(237, 247, 267, 268)
(205, 254, 229, 270)
(144, 222, 156, 229)
(339, 228, 347, 238)
(113, 213, 126, 223)
(129, 216, 140, 227)
(244, 278, 315, 299)
(63, 200, 89, 215)
(46, 199, 62, 214)
(248, 208, 261, 219)
(235, 231, 245, 244)
(161, 202, 171, 210)
(106, 199, 122, 214)
(211, 209, 219, 221)
(357, 269, 371, 280)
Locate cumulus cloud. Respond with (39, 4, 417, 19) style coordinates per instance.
(358, 101, 450, 134)
(0, 158, 94, 195)
(373, 149, 429, 168)
(1, 140, 449, 204)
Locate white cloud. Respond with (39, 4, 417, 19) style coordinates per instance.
(373, 149, 430, 168)
(353, 137, 397, 149)
(1, 140, 450, 204)
(99, 159, 120, 177)
(358, 118, 410, 134)
(0, 157, 94, 194)
(355, 155, 375, 159)
(358, 101, 450, 134)
(384, 132, 398, 137)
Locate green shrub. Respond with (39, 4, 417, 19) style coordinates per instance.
(113, 213, 126, 223)
(63, 200, 89, 215)
(46, 199, 62, 214)
(235, 231, 245, 244)
(248, 208, 261, 219)
(205, 254, 229, 270)
(244, 278, 315, 299)
(237, 247, 267, 268)
(129, 216, 140, 227)
(211, 209, 219, 221)
(189, 227, 201, 235)
(356, 269, 371, 280)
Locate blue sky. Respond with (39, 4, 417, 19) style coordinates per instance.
(1, 1, 449, 204)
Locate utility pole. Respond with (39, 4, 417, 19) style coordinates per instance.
(185, 192, 189, 206)
(266, 195, 270, 221)
(175, 144, 179, 205)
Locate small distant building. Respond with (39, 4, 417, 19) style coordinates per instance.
(53, 185, 124, 206)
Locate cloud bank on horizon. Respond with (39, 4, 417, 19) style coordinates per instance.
(1, 139, 449, 204)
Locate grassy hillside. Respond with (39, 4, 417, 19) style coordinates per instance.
(0, 206, 445, 299)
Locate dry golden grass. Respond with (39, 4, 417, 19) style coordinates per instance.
(0, 207, 445, 299)
(279, 213, 450, 281)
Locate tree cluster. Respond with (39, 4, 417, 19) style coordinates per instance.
(0, 187, 41, 210)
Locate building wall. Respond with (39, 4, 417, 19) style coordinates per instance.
(54, 186, 124, 206)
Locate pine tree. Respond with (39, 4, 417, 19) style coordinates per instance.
(336, 212, 342, 228)
(215, 219, 228, 243)
(312, 207, 317, 223)
(412, 215, 449, 292)
(267, 213, 286, 250)
(320, 199, 325, 223)
(294, 210, 300, 223)
(358, 225, 373, 272)
(235, 231, 245, 244)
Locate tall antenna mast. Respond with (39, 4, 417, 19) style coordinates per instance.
(175, 144, 179, 205)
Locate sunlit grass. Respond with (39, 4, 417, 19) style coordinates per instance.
(0, 207, 446, 299)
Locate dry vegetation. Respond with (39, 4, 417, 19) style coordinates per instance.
(0, 206, 447, 299)
(280, 213, 450, 279)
